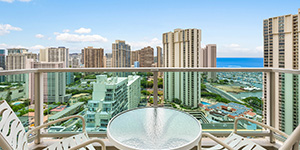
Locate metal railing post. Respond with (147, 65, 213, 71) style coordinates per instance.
(34, 72, 44, 144)
(267, 71, 277, 143)
(153, 70, 158, 107)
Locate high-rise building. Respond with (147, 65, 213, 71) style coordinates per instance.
(40, 47, 69, 67)
(104, 53, 112, 68)
(131, 46, 154, 67)
(157, 46, 163, 67)
(263, 8, 300, 134)
(163, 28, 204, 108)
(112, 40, 131, 68)
(29, 62, 68, 103)
(66, 72, 75, 85)
(134, 61, 140, 68)
(201, 44, 217, 81)
(39, 47, 69, 103)
(0, 49, 5, 82)
(131, 50, 139, 66)
(6, 52, 37, 82)
(69, 53, 82, 68)
(0, 49, 5, 70)
(81, 49, 84, 65)
(83, 47, 104, 68)
(154, 56, 158, 64)
(157, 46, 163, 77)
(201, 44, 217, 67)
(7, 48, 28, 55)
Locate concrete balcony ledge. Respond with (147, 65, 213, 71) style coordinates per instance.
(28, 137, 283, 150)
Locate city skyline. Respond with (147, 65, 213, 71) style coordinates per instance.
(1, 0, 299, 57)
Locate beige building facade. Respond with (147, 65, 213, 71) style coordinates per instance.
(157, 46, 163, 67)
(263, 8, 300, 134)
(201, 44, 217, 81)
(131, 46, 154, 67)
(83, 47, 104, 68)
(112, 40, 131, 68)
(40, 47, 69, 67)
(131, 50, 139, 66)
(6, 52, 37, 82)
(29, 62, 68, 103)
(104, 53, 112, 68)
(163, 28, 203, 108)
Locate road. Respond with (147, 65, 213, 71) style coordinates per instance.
(205, 83, 244, 104)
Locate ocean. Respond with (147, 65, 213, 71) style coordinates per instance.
(217, 58, 263, 68)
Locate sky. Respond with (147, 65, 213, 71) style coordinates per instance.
(0, 0, 299, 57)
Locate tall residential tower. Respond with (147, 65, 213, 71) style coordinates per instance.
(201, 44, 217, 81)
(157, 46, 163, 67)
(40, 47, 69, 67)
(263, 8, 300, 134)
(131, 46, 154, 67)
(112, 40, 131, 68)
(0, 49, 5, 70)
(83, 46, 104, 68)
(163, 28, 203, 108)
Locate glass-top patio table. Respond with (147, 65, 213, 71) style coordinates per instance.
(107, 107, 202, 150)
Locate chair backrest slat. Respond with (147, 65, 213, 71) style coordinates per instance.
(0, 100, 27, 150)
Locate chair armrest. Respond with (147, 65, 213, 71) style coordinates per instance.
(279, 124, 300, 150)
(25, 115, 86, 138)
(68, 138, 106, 150)
(234, 117, 289, 138)
(200, 133, 234, 150)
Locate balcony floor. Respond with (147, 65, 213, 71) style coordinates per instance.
(29, 138, 283, 150)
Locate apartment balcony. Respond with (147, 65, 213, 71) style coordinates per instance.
(0, 68, 300, 150)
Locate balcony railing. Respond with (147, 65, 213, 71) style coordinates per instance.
(0, 67, 299, 149)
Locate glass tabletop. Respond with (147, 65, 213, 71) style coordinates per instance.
(107, 107, 202, 150)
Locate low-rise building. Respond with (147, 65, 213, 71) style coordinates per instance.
(127, 75, 141, 109)
(204, 102, 257, 122)
(86, 75, 128, 129)
(49, 102, 84, 121)
(69, 93, 91, 105)
(85, 75, 141, 129)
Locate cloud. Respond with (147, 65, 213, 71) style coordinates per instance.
(227, 43, 241, 48)
(0, 0, 32, 2)
(27, 45, 45, 53)
(218, 44, 263, 57)
(0, 43, 44, 53)
(0, 24, 22, 35)
(256, 46, 263, 51)
(128, 38, 162, 50)
(55, 33, 108, 43)
(0, 43, 26, 49)
(30, 45, 45, 50)
(0, 43, 8, 48)
(0, 43, 45, 50)
(0, 0, 13, 2)
(224, 43, 250, 51)
(63, 29, 70, 33)
(74, 28, 91, 34)
(35, 34, 44, 39)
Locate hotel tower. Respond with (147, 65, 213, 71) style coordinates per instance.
(163, 28, 202, 108)
(263, 9, 300, 134)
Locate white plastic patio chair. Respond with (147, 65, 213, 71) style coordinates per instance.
(0, 100, 106, 150)
(199, 117, 300, 150)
